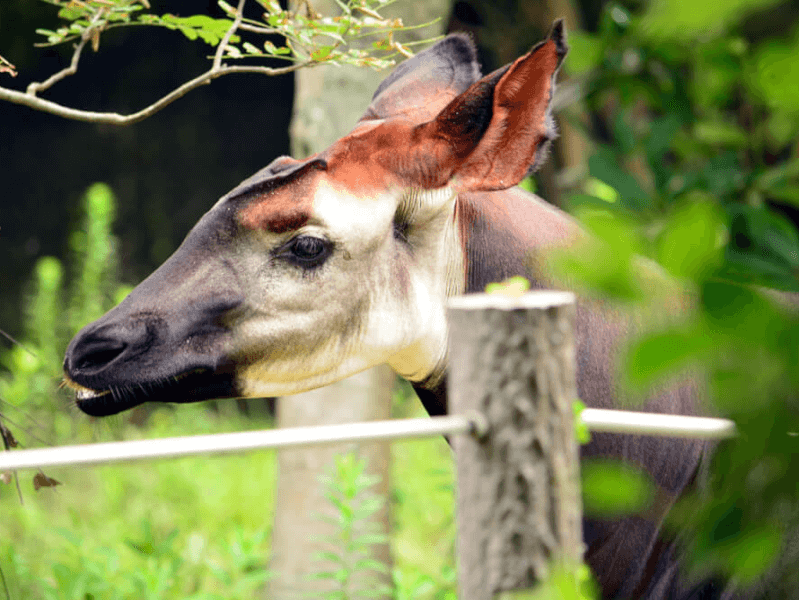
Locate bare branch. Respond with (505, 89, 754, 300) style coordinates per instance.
(26, 36, 89, 96)
(0, 60, 315, 125)
(0, 55, 16, 78)
(214, 0, 247, 71)
(237, 22, 280, 35)
(26, 8, 106, 96)
(2, 0, 436, 125)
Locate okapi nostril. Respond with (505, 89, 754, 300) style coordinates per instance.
(74, 342, 127, 371)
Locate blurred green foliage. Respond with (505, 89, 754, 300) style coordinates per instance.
(0, 183, 131, 426)
(558, 0, 799, 592)
(581, 459, 654, 518)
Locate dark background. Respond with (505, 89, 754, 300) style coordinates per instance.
(0, 0, 294, 336)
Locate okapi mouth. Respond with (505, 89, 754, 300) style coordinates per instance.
(64, 367, 239, 417)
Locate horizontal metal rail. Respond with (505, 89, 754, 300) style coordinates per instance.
(0, 409, 736, 471)
(0, 414, 478, 471)
(581, 408, 737, 439)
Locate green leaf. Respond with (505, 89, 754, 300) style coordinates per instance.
(311, 551, 345, 564)
(177, 25, 198, 41)
(198, 29, 221, 46)
(565, 31, 603, 75)
(572, 400, 591, 444)
(726, 204, 799, 283)
(352, 558, 390, 573)
(612, 108, 636, 154)
(517, 176, 537, 193)
(640, 0, 781, 41)
(700, 151, 744, 197)
(747, 37, 799, 111)
(581, 459, 654, 517)
(353, 533, 388, 546)
(264, 40, 291, 55)
(657, 198, 727, 280)
(242, 42, 263, 55)
(58, 6, 86, 21)
(311, 46, 333, 61)
(553, 231, 642, 302)
(588, 149, 647, 210)
(624, 326, 714, 389)
(694, 121, 748, 148)
(765, 110, 799, 147)
(692, 40, 742, 107)
(764, 183, 799, 206)
(308, 569, 348, 581)
(485, 276, 531, 298)
(723, 526, 782, 583)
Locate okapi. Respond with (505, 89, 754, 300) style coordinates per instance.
(63, 23, 726, 599)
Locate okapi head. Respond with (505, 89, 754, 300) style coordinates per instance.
(64, 23, 569, 417)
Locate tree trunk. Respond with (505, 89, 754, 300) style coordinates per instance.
(267, 2, 448, 598)
(447, 292, 583, 599)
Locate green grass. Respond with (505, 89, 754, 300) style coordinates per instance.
(0, 396, 457, 600)
(0, 404, 278, 600)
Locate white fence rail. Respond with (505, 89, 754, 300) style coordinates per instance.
(0, 409, 735, 471)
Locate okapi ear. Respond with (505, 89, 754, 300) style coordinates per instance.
(360, 34, 482, 125)
(399, 21, 567, 192)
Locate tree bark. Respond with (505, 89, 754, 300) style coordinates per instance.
(267, 2, 447, 598)
(447, 292, 583, 599)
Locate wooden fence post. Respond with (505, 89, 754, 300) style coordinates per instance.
(447, 291, 583, 599)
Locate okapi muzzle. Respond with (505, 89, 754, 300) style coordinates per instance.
(64, 208, 245, 416)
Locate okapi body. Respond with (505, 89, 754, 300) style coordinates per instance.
(64, 23, 727, 598)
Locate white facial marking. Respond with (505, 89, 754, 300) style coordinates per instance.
(228, 177, 464, 397)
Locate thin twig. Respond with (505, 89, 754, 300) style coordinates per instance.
(2, 0, 423, 125)
(0, 398, 49, 432)
(237, 22, 281, 35)
(0, 329, 37, 359)
(0, 559, 9, 600)
(0, 54, 16, 78)
(214, 0, 247, 70)
(27, 9, 105, 96)
(0, 414, 24, 505)
(27, 36, 89, 96)
(0, 409, 52, 448)
(0, 60, 314, 125)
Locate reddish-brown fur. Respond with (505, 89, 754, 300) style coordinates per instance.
(238, 170, 317, 233)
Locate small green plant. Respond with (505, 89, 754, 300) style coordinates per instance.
(310, 451, 391, 599)
(0, 183, 130, 429)
(392, 564, 457, 600)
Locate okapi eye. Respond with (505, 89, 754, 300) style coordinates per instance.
(283, 235, 332, 268)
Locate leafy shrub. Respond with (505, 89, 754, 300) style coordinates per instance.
(556, 0, 799, 590)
